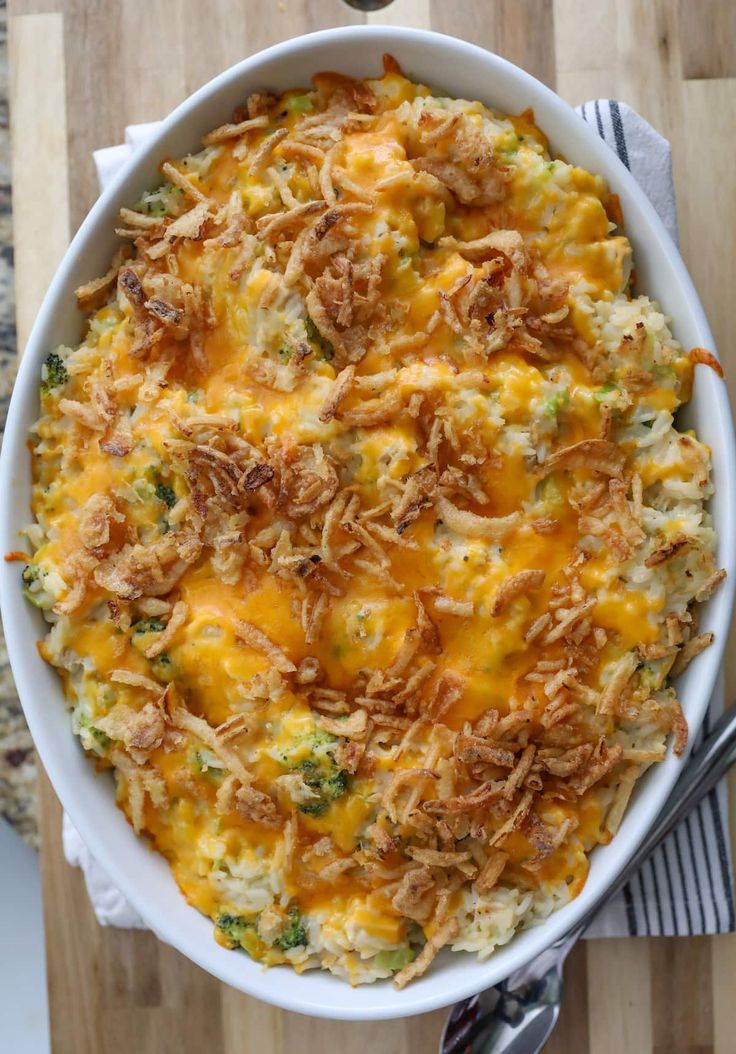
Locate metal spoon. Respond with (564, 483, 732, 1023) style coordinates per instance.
(440, 703, 736, 1054)
(342, 0, 395, 10)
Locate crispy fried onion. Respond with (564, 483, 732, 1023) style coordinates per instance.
(670, 631, 715, 677)
(142, 600, 189, 659)
(319, 364, 356, 423)
(165, 431, 272, 515)
(391, 866, 436, 924)
(392, 465, 438, 534)
(94, 701, 165, 763)
(393, 914, 460, 990)
(94, 534, 202, 600)
(540, 439, 626, 478)
(277, 443, 339, 518)
(235, 619, 296, 674)
(436, 496, 519, 540)
(216, 774, 280, 827)
(318, 709, 368, 738)
(490, 569, 545, 616)
(110, 748, 168, 834)
(78, 494, 125, 549)
(474, 850, 508, 893)
(409, 110, 509, 206)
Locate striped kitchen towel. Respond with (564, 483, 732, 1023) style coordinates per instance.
(63, 100, 734, 940)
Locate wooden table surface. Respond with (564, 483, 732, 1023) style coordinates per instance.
(8, 1, 736, 1051)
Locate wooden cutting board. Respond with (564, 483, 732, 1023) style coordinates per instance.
(8, 2, 736, 1051)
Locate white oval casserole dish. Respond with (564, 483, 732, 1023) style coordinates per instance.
(1, 25, 734, 1021)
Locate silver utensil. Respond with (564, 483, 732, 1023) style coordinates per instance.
(440, 703, 736, 1054)
(342, 0, 395, 10)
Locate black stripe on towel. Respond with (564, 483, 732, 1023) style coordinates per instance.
(636, 868, 652, 936)
(694, 797, 722, 931)
(622, 880, 637, 936)
(593, 99, 605, 140)
(671, 826, 694, 933)
(660, 837, 681, 935)
(647, 857, 665, 934)
(707, 786, 736, 931)
(609, 100, 630, 169)
(702, 708, 734, 931)
(684, 812, 707, 933)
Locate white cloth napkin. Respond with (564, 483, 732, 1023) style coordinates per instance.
(64, 101, 734, 940)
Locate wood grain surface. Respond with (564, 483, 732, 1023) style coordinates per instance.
(8, 1, 736, 1051)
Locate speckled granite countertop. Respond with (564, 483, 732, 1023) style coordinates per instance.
(0, 0, 38, 849)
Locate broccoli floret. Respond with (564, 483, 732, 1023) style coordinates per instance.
(275, 907, 308, 951)
(286, 93, 315, 114)
(132, 618, 166, 636)
(77, 713, 113, 752)
(374, 947, 416, 972)
(593, 382, 619, 401)
(89, 725, 112, 749)
(304, 315, 334, 361)
(296, 759, 348, 817)
(216, 914, 253, 949)
(136, 181, 184, 218)
(151, 653, 174, 682)
(536, 475, 565, 510)
(278, 730, 347, 816)
(193, 749, 224, 782)
(22, 564, 39, 586)
(542, 389, 570, 416)
(21, 563, 50, 608)
(41, 352, 68, 394)
(638, 663, 663, 693)
(131, 620, 176, 679)
(155, 483, 177, 508)
(310, 729, 338, 751)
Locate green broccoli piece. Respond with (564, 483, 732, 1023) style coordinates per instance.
(286, 93, 314, 114)
(193, 749, 224, 782)
(89, 725, 112, 749)
(593, 383, 619, 401)
(309, 729, 339, 751)
(374, 947, 416, 972)
(41, 352, 68, 394)
(77, 713, 113, 750)
(296, 759, 348, 817)
(21, 563, 50, 608)
(155, 483, 177, 508)
(542, 389, 570, 416)
(275, 907, 308, 951)
(132, 618, 167, 636)
(151, 653, 175, 682)
(136, 181, 184, 218)
(216, 914, 253, 949)
(22, 564, 39, 586)
(536, 475, 565, 509)
(304, 315, 334, 361)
